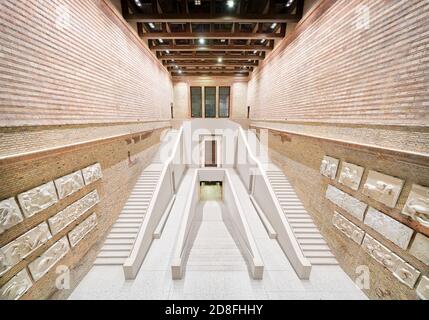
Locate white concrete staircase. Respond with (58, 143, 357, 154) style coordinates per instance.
(94, 166, 161, 265)
(186, 202, 247, 272)
(266, 170, 338, 266)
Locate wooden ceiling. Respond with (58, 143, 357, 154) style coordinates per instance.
(121, 0, 304, 77)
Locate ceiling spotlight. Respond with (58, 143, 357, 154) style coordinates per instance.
(178, 69, 182, 74)
(261, 39, 266, 44)
(227, 0, 235, 8)
(194, 0, 201, 5)
(253, 50, 258, 54)
(271, 23, 277, 29)
(166, 50, 170, 54)
(217, 57, 223, 63)
(148, 22, 155, 29)
(221, 39, 226, 43)
(134, 0, 142, 8)
(198, 38, 206, 45)
(286, 0, 294, 8)
(158, 39, 164, 44)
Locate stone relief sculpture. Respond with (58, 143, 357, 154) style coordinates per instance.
(0, 198, 24, 235)
(392, 261, 421, 289)
(68, 213, 97, 247)
(0, 223, 52, 276)
(364, 207, 413, 250)
(17, 182, 58, 218)
(320, 156, 339, 179)
(28, 237, 70, 281)
(332, 212, 365, 244)
(0, 269, 33, 300)
(325, 185, 367, 221)
(363, 170, 404, 208)
(409, 233, 429, 265)
(338, 162, 364, 191)
(54, 171, 85, 200)
(48, 190, 99, 235)
(362, 234, 402, 272)
(82, 163, 103, 185)
(416, 276, 429, 300)
(402, 184, 429, 228)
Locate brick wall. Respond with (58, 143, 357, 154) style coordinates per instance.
(247, 0, 429, 126)
(0, 0, 173, 126)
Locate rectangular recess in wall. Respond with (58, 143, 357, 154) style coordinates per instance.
(218, 86, 231, 118)
(191, 87, 202, 118)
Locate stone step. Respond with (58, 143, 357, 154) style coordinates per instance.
(303, 250, 335, 258)
(292, 228, 319, 234)
(290, 223, 316, 228)
(308, 257, 338, 265)
(118, 214, 145, 218)
(104, 238, 135, 245)
(301, 244, 331, 251)
(94, 257, 127, 265)
(116, 218, 143, 223)
(101, 244, 133, 251)
(285, 214, 308, 218)
(98, 251, 130, 258)
(296, 233, 324, 239)
(299, 238, 327, 245)
(110, 227, 140, 234)
(106, 234, 136, 239)
(113, 222, 141, 228)
(121, 209, 147, 214)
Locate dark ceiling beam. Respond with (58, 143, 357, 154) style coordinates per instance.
(172, 72, 249, 77)
(141, 32, 284, 40)
(160, 53, 265, 60)
(151, 44, 273, 52)
(124, 13, 303, 23)
(164, 61, 259, 67)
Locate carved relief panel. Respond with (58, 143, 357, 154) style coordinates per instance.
(28, 237, 70, 281)
(68, 213, 97, 247)
(364, 207, 413, 250)
(332, 212, 365, 244)
(325, 185, 367, 221)
(361, 234, 402, 272)
(338, 162, 364, 191)
(0, 269, 32, 300)
(320, 156, 339, 179)
(0, 222, 52, 276)
(363, 170, 404, 208)
(392, 260, 421, 289)
(48, 190, 99, 235)
(416, 276, 429, 300)
(54, 171, 84, 200)
(0, 198, 24, 235)
(402, 184, 429, 228)
(17, 182, 58, 218)
(82, 163, 103, 185)
(409, 233, 429, 265)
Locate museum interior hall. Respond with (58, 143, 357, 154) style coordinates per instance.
(0, 0, 428, 301)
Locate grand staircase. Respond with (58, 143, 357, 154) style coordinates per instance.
(266, 169, 338, 265)
(94, 166, 161, 265)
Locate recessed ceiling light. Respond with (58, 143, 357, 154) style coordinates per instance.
(178, 69, 182, 74)
(221, 39, 226, 43)
(253, 50, 257, 54)
(271, 23, 277, 29)
(198, 38, 206, 45)
(227, 1, 235, 8)
(217, 57, 223, 63)
(134, 0, 142, 8)
(194, 0, 201, 5)
(148, 23, 155, 29)
(166, 50, 170, 54)
(286, 0, 294, 7)
(261, 39, 266, 44)
(158, 39, 164, 44)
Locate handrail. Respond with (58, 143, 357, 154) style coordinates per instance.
(123, 127, 185, 279)
(236, 127, 312, 279)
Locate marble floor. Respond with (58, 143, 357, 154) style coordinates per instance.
(69, 169, 367, 300)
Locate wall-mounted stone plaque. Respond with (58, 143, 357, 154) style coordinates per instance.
(416, 276, 429, 300)
(0, 222, 52, 276)
(82, 163, 103, 185)
(325, 185, 367, 221)
(48, 190, 100, 235)
(54, 171, 84, 200)
(17, 182, 58, 218)
(0, 198, 24, 235)
(363, 170, 404, 208)
(402, 184, 429, 228)
(28, 237, 70, 281)
(393, 260, 421, 289)
(409, 233, 429, 265)
(320, 156, 339, 179)
(338, 162, 364, 191)
(364, 207, 413, 249)
(361, 234, 402, 272)
(68, 213, 97, 247)
(332, 212, 365, 244)
(0, 269, 32, 300)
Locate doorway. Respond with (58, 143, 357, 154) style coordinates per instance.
(200, 135, 222, 168)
